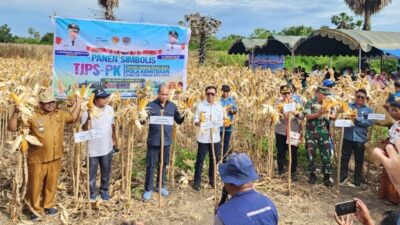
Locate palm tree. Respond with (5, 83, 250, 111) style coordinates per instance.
(185, 13, 221, 65)
(98, 0, 119, 20)
(331, 12, 363, 29)
(345, 0, 392, 30)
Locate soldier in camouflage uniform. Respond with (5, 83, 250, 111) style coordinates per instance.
(304, 86, 335, 187)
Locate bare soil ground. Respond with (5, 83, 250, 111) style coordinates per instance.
(1, 157, 398, 225)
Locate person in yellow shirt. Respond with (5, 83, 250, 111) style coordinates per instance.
(7, 89, 81, 221)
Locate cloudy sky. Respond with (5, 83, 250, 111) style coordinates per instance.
(1, 0, 399, 38)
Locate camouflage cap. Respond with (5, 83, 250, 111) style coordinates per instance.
(317, 86, 331, 95)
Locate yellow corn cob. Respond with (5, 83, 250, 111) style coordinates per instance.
(199, 112, 206, 123)
(138, 98, 148, 111)
(187, 97, 195, 108)
(80, 85, 86, 98)
(10, 93, 21, 105)
(87, 93, 95, 110)
(21, 139, 28, 153)
(223, 118, 232, 127)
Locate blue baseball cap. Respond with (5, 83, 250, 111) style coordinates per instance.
(322, 79, 334, 87)
(218, 153, 259, 186)
(92, 88, 110, 98)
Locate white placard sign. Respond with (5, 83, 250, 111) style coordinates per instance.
(200, 121, 214, 129)
(74, 130, 102, 143)
(368, 113, 385, 121)
(283, 102, 296, 113)
(289, 132, 301, 147)
(201, 120, 222, 129)
(335, 119, 353, 127)
(149, 116, 174, 125)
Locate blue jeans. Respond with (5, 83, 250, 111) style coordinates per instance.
(144, 145, 170, 192)
(89, 151, 113, 196)
(220, 131, 232, 158)
(194, 142, 221, 186)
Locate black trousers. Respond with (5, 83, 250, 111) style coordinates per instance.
(340, 139, 365, 180)
(275, 133, 298, 174)
(144, 145, 170, 192)
(194, 142, 221, 186)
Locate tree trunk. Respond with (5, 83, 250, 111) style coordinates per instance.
(198, 33, 207, 65)
(363, 9, 371, 31)
(106, 1, 114, 20)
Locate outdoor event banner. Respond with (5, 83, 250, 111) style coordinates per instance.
(53, 17, 191, 98)
(251, 55, 285, 72)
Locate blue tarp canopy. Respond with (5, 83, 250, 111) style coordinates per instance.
(380, 49, 400, 58)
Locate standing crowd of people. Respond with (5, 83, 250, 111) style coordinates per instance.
(7, 63, 400, 224)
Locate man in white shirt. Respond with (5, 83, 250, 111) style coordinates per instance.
(81, 87, 117, 202)
(164, 30, 186, 55)
(193, 86, 224, 191)
(56, 23, 87, 52)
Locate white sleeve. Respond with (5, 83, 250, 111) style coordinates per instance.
(194, 102, 201, 124)
(81, 111, 88, 125)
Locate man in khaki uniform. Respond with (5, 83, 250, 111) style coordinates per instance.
(8, 89, 81, 220)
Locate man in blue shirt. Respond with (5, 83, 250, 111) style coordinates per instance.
(215, 153, 278, 225)
(340, 89, 373, 186)
(142, 85, 185, 201)
(220, 85, 238, 161)
(386, 80, 400, 104)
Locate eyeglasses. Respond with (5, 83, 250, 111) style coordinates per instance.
(356, 95, 366, 99)
(282, 92, 290, 95)
(206, 92, 215, 96)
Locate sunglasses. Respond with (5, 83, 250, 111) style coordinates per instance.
(206, 92, 215, 96)
(356, 95, 366, 99)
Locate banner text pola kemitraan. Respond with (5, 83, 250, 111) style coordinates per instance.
(52, 17, 191, 98)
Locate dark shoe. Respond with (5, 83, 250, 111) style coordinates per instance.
(30, 213, 39, 221)
(308, 173, 316, 184)
(291, 173, 298, 182)
(323, 175, 334, 187)
(353, 178, 362, 187)
(44, 208, 58, 216)
(100, 191, 110, 201)
(193, 184, 201, 191)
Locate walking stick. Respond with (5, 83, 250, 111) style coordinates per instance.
(366, 123, 374, 183)
(336, 126, 345, 193)
(220, 126, 226, 161)
(87, 119, 92, 211)
(159, 109, 164, 208)
(286, 113, 292, 196)
(169, 124, 176, 187)
(210, 114, 218, 207)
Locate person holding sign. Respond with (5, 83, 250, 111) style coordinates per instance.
(81, 88, 116, 202)
(340, 89, 373, 187)
(274, 85, 304, 181)
(142, 86, 185, 201)
(304, 86, 335, 187)
(219, 85, 238, 161)
(7, 89, 82, 220)
(193, 86, 224, 191)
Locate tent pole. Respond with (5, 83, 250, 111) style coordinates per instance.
(358, 47, 362, 73)
(251, 49, 255, 71)
(329, 56, 333, 68)
(291, 50, 295, 72)
(380, 54, 384, 73)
